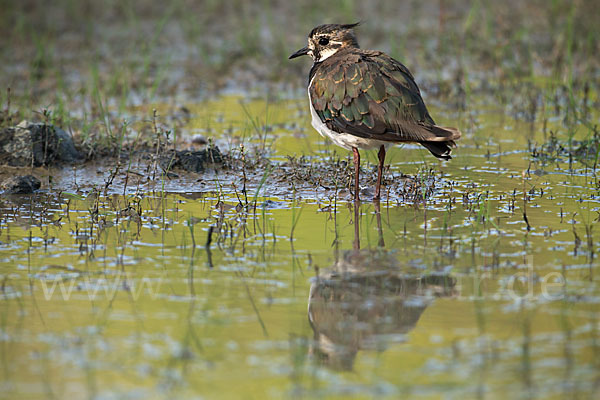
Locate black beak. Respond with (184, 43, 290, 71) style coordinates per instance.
(289, 46, 309, 59)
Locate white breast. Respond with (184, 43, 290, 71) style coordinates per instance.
(307, 77, 390, 151)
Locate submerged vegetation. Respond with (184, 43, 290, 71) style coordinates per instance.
(0, 0, 599, 399)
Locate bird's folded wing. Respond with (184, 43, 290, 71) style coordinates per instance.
(309, 51, 458, 143)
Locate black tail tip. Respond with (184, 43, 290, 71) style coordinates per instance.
(419, 141, 455, 160)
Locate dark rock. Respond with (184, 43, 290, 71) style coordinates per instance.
(160, 146, 224, 173)
(1, 175, 41, 194)
(0, 121, 82, 166)
(191, 134, 208, 145)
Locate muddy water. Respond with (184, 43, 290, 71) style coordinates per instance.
(1, 94, 599, 399)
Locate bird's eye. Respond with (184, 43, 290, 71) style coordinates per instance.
(318, 37, 329, 46)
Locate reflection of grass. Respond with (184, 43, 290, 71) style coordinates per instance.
(2, 139, 600, 397)
(532, 125, 600, 165)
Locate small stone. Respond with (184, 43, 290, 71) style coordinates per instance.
(1, 175, 41, 194)
(159, 146, 224, 173)
(191, 134, 208, 145)
(0, 121, 82, 166)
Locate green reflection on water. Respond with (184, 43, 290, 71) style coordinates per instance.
(1, 94, 600, 399)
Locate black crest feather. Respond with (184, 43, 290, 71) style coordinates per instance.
(340, 22, 360, 29)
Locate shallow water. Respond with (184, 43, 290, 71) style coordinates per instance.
(1, 93, 600, 399)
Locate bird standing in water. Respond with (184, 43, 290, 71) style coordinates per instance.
(289, 23, 461, 201)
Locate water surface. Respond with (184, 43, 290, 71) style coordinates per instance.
(1, 94, 599, 399)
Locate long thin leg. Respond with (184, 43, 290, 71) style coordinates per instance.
(375, 145, 386, 200)
(352, 147, 360, 202)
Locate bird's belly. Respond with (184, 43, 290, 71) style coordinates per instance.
(308, 99, 389, 151)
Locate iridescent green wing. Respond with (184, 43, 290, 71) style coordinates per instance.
(309, 50, 438, 142)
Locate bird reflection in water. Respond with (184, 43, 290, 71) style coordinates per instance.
(308, 200, 457, 370)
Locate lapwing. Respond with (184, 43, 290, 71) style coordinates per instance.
(290, 23, 461, 201)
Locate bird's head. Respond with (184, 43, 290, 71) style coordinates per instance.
(289, 23, 360, 63)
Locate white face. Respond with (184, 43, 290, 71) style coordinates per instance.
(314, 45, 342, 62)
(308, 37, 344, 62)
